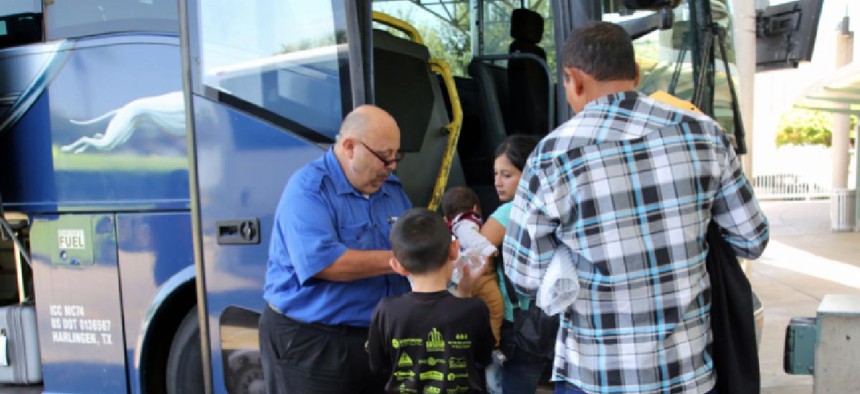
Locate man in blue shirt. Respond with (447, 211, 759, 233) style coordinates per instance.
(259, 105, 412, 394)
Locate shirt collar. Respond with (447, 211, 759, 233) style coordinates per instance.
(582, 90, 644, 112)
(323, 148, 394, 198)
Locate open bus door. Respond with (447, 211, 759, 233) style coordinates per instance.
(179, 1, 364, 392)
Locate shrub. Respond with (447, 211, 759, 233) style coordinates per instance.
(775, 108, 856, 147)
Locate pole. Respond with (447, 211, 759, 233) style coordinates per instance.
(732, 0, 756, 177)
(832, 17, 853, 189)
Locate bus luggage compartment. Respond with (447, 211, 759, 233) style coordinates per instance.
(0, 303, 42, 384)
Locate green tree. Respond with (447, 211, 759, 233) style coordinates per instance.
(775, 109, 857, 147)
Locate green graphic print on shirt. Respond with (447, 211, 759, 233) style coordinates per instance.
(367, 291, 494, 394)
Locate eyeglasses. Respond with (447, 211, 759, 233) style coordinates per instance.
(357, 140, 404, 167)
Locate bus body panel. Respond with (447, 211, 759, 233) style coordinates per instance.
(0, 34, 187, 213)
(0, 32, 192, 392)
(116, 212, 194, 394)
(189, 95, 327, 392)
(30, 213, 128, 393)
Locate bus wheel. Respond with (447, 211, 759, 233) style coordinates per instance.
(166, 306, 204, 394)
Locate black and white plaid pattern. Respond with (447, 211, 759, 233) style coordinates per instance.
(503, 91, 769, 393)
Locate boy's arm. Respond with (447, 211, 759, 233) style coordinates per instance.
(366, 305, 390, 374)
(473, 302, 494, 366)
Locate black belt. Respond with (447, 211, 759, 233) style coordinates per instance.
(268, 303, 369, 336)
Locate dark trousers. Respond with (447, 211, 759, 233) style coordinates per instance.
(499, 320, 551, 393)
(259, 306, 386, 394)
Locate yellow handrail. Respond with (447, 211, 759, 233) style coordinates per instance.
(427, 58, 464, 211)
(371, 11, 424, 45)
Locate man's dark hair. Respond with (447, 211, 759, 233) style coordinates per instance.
(389, 208, 452, 274)
(441, 186, 480, 220)
(495, 134, 539, 172)
(561, 21, 636, 81)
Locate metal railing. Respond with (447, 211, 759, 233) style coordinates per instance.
(753, 173, 831, 201)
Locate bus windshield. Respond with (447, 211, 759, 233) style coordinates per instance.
(45, 0, 178, 39)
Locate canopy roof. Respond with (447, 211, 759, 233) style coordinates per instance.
(796, 61, 860, 115)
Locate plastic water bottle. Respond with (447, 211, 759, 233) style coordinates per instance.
(451, 249, 484, 285)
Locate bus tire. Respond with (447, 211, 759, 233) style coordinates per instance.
(166, 306, 205, 394)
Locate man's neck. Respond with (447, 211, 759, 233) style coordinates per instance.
(585, 80, 637, 104)
(409, 273, 450, 293)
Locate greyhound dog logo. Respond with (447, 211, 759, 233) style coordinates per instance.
(61, 91, 185, 153)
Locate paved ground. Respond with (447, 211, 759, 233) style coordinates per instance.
(754, 200, 860, 394)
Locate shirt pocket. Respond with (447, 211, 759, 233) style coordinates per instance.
(338, 222, 373, 250)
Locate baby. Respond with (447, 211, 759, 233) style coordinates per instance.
(441, 186, 504, 345)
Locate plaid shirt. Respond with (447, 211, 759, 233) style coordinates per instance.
(503, 91, 768, 394)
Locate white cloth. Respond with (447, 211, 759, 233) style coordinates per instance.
(536, 246, 580, 316)
(451, 217, 497, 258)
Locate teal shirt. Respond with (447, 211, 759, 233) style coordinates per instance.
(491, 202, 530, 321)
(489, 201, 513, 227)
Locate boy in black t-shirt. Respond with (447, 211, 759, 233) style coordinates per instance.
(367, 208, 494, 394)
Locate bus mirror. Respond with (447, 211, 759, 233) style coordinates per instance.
(755, 0, 823, 72)
(622, 0, 682, 10)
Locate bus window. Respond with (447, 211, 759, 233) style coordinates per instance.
(372, 0, 472, 76)
(0, 1, 42, 49)
(710, 0, 742, 142)
(0, 13, 41, 49)
(45, 0, 178, 39)
(371, 0, 557, 79)
(605, 3, 697, 103)
(480, 0, 556, 72)
(200, 0, 349, 139)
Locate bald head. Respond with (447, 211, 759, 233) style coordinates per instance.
(337, 104, 398, 141)
(334, 105, 402, 194)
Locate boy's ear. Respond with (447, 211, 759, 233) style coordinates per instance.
(449, 239, 460, 261)
(389, 257, 409, 277)
(634, 62, 641, 87)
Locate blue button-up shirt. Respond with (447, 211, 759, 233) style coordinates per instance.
(264, 149, 412, 327)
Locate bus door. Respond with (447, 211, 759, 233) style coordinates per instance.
(180, 0, 361, 392)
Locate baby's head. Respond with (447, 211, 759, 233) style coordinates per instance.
(389, 208, 454, 275)
(441, 186, 481, 220)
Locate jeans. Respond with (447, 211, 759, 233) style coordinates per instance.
(498, 319, 550, 394)
(502, 359, 545, 393)
(553, 382, 587, 394)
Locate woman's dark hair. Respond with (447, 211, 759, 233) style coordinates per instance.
(495, 134, 539, 172)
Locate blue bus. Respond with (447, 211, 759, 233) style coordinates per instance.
(0, 0, 819, 393)
(0, 1, 195, 393)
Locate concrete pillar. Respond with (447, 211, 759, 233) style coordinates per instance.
(732, 0, 756, 178)
(829, 17, 856, 231)
(832, 17, 852, 190)
(856, 121, 860, 230)
(731, 0, 756, 177)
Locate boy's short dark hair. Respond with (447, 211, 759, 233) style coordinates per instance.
(441, 186, 480, 220)
(389, 208, 452, 274)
